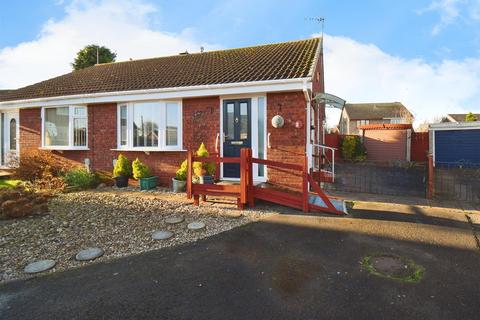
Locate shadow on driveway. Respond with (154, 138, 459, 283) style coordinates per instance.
(1, 209, 479, 320)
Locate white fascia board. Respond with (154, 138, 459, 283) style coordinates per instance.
(429, 122, 480, 131)
(0, 78, 311, 109)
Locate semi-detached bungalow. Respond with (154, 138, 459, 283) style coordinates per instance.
(0, 38, 327, 189)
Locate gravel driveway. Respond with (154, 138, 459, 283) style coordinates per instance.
(0, 188, 274, 283)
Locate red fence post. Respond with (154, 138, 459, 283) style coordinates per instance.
(302, 154, 309, 212)
(427, 153, 434, 199)
(239, 148, 247, 209)
(187, 150, 193, 199)
(247, 148, 254, 208)
(215, 152, 220, 181)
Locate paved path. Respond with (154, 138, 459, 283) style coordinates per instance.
(1, 205, 479, 320)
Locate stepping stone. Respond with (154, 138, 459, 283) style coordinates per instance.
(75, 247, 104, 261)
(152, 230, 174, 240)
(24, 260, 56, 274)
(187, 221, 206, 231)
(165, 216, 185, 224)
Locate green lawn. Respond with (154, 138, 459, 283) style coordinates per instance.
(0, 179, 23, 189)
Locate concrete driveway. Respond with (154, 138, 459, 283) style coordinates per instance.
(1, 203, 479, 320)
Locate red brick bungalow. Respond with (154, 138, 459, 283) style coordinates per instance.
(0, 38, 326, 189)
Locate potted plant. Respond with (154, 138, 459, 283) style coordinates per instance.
(113, 154, 131, 188)
(172, 161, 187, 192)
(193, 143, 215, 184)
(132, 158, 158, 191)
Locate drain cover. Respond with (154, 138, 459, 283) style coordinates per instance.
(362, 254, 424, 283)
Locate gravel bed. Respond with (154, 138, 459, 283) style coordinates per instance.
(0, 187, 275, 283)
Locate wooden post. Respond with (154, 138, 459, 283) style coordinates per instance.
(302, 154, 309, 212)
(187, 151, 193, 199)
(215, 152, 220, 181)
(247, 148, 254, 208)
(427, 153, 434, 199)
(239, 148, 247, 207)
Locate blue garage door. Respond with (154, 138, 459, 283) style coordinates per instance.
(435, 129, 480, 167)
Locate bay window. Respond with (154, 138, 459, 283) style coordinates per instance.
(117, 101, 182, 150)
(42, 106, 88, 148)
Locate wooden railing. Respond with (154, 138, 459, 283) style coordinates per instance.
(186, 148, 344, 215)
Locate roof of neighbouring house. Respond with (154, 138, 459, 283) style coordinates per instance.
(445, 113, 480, 122)
(342, 102, 412, 120)
(0, 38, 320, 103)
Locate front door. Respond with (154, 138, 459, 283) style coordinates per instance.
(0, 111, 19, 167)
(223, 99, 251, 178)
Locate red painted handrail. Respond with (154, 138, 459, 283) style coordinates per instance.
(186, 147, 343, 215)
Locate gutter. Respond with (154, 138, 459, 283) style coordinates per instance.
(0, 77, 311, 107)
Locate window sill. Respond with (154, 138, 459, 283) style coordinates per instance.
(40, 147, 90, 151)
(111, 148, 187, 152)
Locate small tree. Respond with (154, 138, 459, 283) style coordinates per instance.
(72, 45, 117, 70)
(465, 112, 478, 122)
(132, 158, 151, 179)
(113, 154, 132, 177)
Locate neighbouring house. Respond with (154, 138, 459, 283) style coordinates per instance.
(429, 122, 480, 167)
(441, 113, 480, 123)
(338, 102, 413, 135)
(0, 38, 327, 189)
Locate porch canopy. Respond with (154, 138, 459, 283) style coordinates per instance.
(313, 93, 346, 109)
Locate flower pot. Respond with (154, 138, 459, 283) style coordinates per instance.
(199, 175, 214, 184)
(114, 175, 129, 188)
(172, 178, 186, 193)
(140, 176, 158, 191)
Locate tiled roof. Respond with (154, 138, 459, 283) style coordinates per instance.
(344, 102, 412, 120)
(0, 38, 320, 102)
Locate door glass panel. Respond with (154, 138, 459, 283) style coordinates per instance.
(257, 97, 265, 177)
(225, 103, 234, 140)
(9, 119, 16, 151)
(240, 102, 248, 140)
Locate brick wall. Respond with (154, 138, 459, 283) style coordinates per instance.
(324, 162, 426, 197)
(266, 91, 306, 189)
(183, 97, 220, 152)
(19, 93, 312, 189)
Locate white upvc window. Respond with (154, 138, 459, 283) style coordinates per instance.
(116, 101, 182, 151)
(41, 106, 88, 149)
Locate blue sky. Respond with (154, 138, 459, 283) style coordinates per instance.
(1, 0, 480, 125)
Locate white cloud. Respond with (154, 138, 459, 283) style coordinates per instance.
(0, 0, 219, 89)
(419, 0, 480, 35)
(322, 34, 480, 127)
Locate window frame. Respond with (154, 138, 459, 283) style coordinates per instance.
(41, 105, 89, 150)
(116, 100, 183, 151)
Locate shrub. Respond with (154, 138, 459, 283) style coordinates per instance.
(341, 136, 367, 161)
(175, 160, 187, 181)
(63, 167, 98, 189)
(113, 154, 132, 177)
(194, 143, 216, 176)
(132, 158, 151, 179)
(0, 185, 50, 219)
(15, 150, 71, 190)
